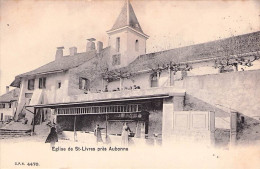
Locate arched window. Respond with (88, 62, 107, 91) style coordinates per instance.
(150, 73, 158, 87)
(79, 77, 90, 90)
(135, 39, 139, 52)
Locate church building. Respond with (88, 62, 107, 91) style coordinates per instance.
(9, 0, 260, 146)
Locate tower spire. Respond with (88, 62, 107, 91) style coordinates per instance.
(108, 0, 147, 36)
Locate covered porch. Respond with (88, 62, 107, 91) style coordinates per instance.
(26, 87, 186, 146)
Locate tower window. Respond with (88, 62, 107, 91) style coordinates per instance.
(57, 81, 61, 89)
(116, 37, 120, 52)
(135, 39, 139, 52)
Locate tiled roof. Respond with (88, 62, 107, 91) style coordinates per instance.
(0, 88, 20, 103)
(109, 0, 145, 34)
(118, 31, 260, 74)
(10, 50, 97, 87)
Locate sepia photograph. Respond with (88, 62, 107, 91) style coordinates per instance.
(0, 0, 260, 168)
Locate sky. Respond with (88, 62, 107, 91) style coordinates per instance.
(0, 0, 259, 95)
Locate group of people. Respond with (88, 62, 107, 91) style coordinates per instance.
(94, 123, 132, 146)
(45, 122, 132, 148)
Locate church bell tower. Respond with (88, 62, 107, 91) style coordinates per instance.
(107, 0, 149, 69)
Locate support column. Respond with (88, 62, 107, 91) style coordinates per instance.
(162, 96, 185, 145)
(32, 108, 36, 133)
(230, 112, 238, 146)
(162, 97, 174, 144)
(74, 116, 77, 142)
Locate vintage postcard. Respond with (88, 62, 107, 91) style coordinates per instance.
(0, 0, 260, 169)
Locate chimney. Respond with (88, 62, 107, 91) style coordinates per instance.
(86, 38, 96, 52)
(69, 47, 77, 56)
(6, 86, 9, 93)
(55, 46, 64, 60)
(97, 41, 103, 53)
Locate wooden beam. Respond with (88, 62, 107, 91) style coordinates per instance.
(74, 116, 77, 142)
(32, 108, 36, 133)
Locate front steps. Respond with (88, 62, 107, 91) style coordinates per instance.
(0, 129, 31, 139)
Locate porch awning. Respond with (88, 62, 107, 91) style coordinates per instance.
(25, 93, 172, 109)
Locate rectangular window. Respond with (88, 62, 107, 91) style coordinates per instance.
(56, 80, 61, 89)
(25, 93, 33, 98)
(9, 103, 11, 108)
(116, 37, 120, 52)
(39, 77, 46, 89)
(57, 81, 62, 89)
(79, 78, 90, 90)
(0, 104, 5, 109)
(135, 39, 139, 52)
(0, 113, 3, 121)
(28, 79, 35, 90)
(112, 54, 121, 66)
(151, 73, 158, 87)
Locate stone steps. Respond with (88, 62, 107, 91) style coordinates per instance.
(0, 129, 31, 139)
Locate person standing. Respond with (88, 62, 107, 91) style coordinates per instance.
(45, 126, 58, 148)
(121, 123, 132, 146)
(94, 124, 103, 144)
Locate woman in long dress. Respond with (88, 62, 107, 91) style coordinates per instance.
(94, 124, 103, 144)
(121, 123, 131, 146)
(45, 126, 58, 148)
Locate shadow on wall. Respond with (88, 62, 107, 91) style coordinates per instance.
(183, 94, 231, 147)
(184, 94, 229, 118)
(237, 113, 260, 145)
(184, 94, 260, 145)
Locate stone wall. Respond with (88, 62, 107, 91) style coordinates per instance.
(175, 69, 260, 144)
(176, 70, 260, 118)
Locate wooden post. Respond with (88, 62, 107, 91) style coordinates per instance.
(32, 108, 36, 133)
(39, 109, 42, 125)
(230, 112, 238, 146)
(105, 113, 108, 141)
(74, 116, 77, 142)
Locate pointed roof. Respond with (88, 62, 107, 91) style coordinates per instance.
(109, 0, 145, 35)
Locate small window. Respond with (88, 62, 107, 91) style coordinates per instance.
(25, 93, 33, 98)
(79, 78, 90, 90)
(150, 73, 158, 87)
(0, 113, 3, 121)
(28, 79, 35, 90)
(39, 77, 46, 89)
(112, 54, 121, 66)
(0, 104, 5, 109)
(135, 39, 139, 52)
(57, 81, 61, 89)
(9, 103, 11, 108)
(116, 37, 120, 52)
